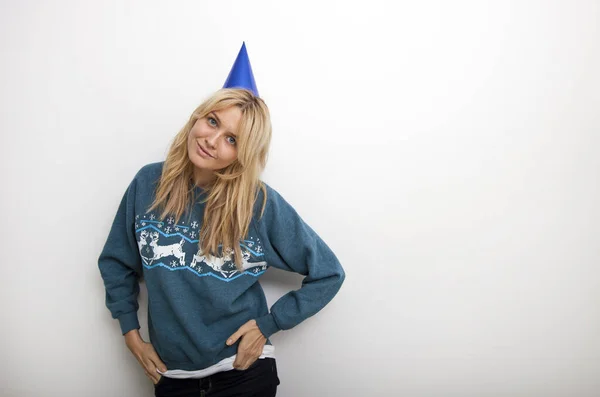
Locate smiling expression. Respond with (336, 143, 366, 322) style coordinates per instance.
(187, 106, 243, 173)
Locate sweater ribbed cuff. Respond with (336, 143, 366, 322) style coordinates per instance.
(255, 313, 281, 339)
(118, 311, 140, 335)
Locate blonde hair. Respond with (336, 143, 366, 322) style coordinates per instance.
(148, 88, 271, 269)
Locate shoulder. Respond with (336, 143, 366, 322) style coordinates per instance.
(132, 161, 164, 185)
(260, 181, 282, 202)
(122, 162, 164, 197)
(135, 161, 164, 179)
(254, 181, 300, 222)
(256, 181, 287, 209)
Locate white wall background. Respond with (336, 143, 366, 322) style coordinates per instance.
(1, 0, 599, 396)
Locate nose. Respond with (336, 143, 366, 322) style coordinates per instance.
(204, 130, 218, 149)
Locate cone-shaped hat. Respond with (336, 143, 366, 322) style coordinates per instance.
(223, 42, 259, 97)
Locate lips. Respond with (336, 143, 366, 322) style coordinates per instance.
(196, 141, 215, 158)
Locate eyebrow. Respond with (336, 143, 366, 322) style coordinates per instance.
(210, 112, 237, 136)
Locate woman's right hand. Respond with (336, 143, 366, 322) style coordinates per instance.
(124, 329, 167, 385)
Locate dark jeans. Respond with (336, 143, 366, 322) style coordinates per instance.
(154, 358, 280, 397)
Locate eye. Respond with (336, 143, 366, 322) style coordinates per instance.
(207, 117, 217, 127)
(226, 136, 237, 145)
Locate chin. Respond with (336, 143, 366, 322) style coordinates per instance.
(189, 154, 214, 170)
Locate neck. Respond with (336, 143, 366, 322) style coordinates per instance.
(193, 167, 216, 188)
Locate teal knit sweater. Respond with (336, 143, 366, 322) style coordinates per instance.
(98, 162, 345, 371)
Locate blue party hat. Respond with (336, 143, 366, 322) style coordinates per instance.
(223, 42, 259, 97)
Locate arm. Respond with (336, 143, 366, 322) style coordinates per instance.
(98, 177, 167, 383)
(97, 178, 143, 335)
(253, 185, 346, 338)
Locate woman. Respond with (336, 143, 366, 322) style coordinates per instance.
(98, 44, 345, 397)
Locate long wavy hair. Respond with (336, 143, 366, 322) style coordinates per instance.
(148, 88, 271, 269)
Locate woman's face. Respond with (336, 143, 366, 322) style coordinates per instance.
(187, 106, 242, 172)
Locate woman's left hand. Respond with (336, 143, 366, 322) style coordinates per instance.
(226, 319, 267, 370)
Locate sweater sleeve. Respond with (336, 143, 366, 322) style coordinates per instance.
(98, 177, 143, 335)
(254, 185, 346, 338)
